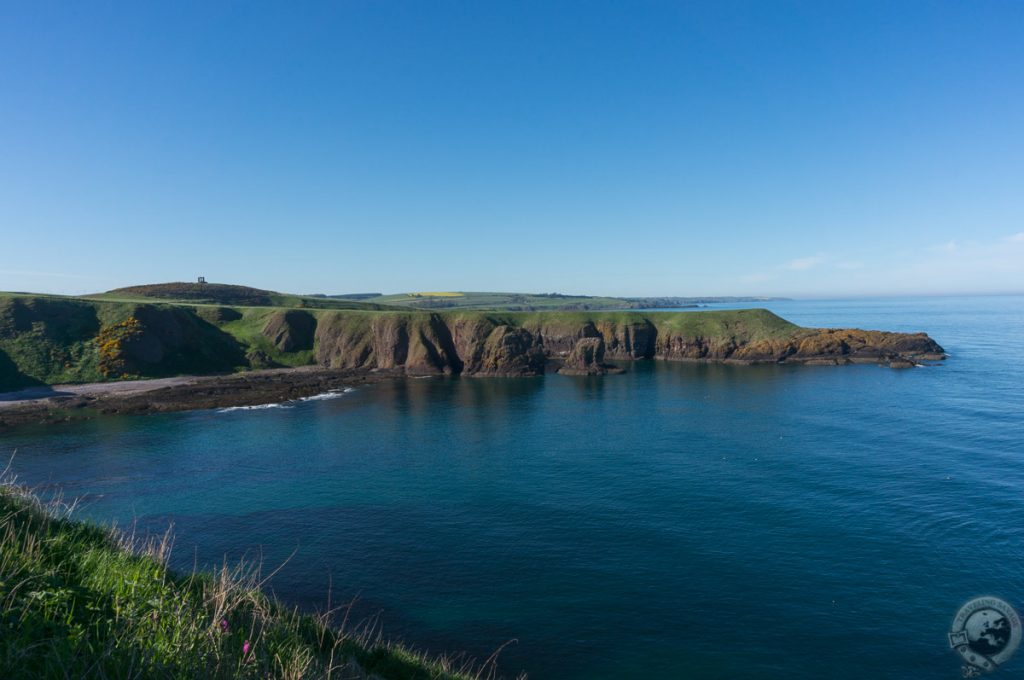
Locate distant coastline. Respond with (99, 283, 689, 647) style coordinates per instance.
(325, 290, 791, 311)
(0, 282, 944, 428)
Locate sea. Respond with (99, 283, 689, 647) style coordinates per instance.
(4, 295, 1023, 679)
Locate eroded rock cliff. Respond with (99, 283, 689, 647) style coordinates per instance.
(557, 336, 624, 375)
(0, 297, 946, 390)
(261, 310, 317, 352)
(311, 309, 944, 376)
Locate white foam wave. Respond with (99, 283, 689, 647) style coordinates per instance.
(298, 387, 355, 402)
(216, 387, 354, 413)
(217, 402, 291, 413)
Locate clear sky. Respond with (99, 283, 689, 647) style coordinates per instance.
(2, 1, 1022, 298)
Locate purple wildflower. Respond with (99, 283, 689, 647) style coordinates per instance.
(220, 618, 229, 634)
(242, 640, 251, 658)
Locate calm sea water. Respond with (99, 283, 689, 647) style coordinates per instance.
(4, 296, 1024, 679)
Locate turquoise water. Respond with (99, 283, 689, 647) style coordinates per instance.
(5, 296, 1024, 679)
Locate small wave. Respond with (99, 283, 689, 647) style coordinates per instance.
(217, 402, 291, 413)
(298, 387, 355, 402)
(216, 387, 354, 413)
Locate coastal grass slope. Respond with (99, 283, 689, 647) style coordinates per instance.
(0, 480, 508, 680)
(96, 282, 399, 312)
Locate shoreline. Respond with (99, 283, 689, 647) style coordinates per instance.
(0, 348, 945, 430)
(0, 366, 401, 430)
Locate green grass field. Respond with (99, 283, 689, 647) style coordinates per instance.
(361, 291, 646, 311)
(0, 479, 509, 680)
(348, 291, 787, 312)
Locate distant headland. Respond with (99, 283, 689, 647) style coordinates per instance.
(0, 281, 945, 426)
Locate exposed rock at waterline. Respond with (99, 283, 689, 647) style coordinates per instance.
(557, 337, 624, 375)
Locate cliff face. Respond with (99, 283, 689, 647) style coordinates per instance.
(312, 314, 549, 376)
(314, 313, 462, 375)
(0, 297, 946, 390)
(312, 309, 945, 376)
(557, 336, 625, 376)
(261, 310, 316, 352)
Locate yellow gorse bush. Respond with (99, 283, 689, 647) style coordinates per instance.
(96, 317, 143, 378)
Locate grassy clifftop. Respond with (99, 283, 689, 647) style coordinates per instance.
(345, 291, 785, 311)
(0, 291, 943, 391)
(98, 282, 398, 311)
(0, 482, 496, 680)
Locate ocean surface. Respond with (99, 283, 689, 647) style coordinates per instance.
(4, 296, 1024, 679)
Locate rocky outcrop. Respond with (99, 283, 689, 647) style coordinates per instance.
(788, 328, 943, 364)
(448, 316, 501, 372)
(529, 320, 602, 355)
(314, 310, 945, 375)
(0, 367, 399, 430)
(596, 320, 657, 359)
(245, 349, 279, 369)
(557, 337, 624, 375)
(712, 328, 944, 366)
(261, 310, 317, 352)
(474, 325, 546, 376)
(310, 309, 945, 375)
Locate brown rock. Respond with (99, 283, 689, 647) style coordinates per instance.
(261, 310, 317, 352)
(558, 337, 625, 375)
(475, 325, 546, 376)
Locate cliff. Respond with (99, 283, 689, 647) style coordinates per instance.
(0, 295, 945, 391)
(313, 309, 944, 375)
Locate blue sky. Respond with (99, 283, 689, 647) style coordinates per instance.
(1, 1, 1022, 297)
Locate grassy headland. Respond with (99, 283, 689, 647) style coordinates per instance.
(0, 285, 944, 392)
(0, 479, 510, 680)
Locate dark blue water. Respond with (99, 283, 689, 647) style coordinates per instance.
(4, 296, 1024, 679)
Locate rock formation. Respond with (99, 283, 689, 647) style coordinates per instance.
(557, 337, 624, 375)
(311, 309, 944, 376)
(0, 297, 947, 390)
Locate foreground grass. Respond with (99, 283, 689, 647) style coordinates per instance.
(0, 481, 513, 680)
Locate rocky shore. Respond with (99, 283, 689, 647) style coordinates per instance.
(0, 366, 399, 430)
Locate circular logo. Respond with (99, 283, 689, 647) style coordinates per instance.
(949, 597, 1021, 673)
